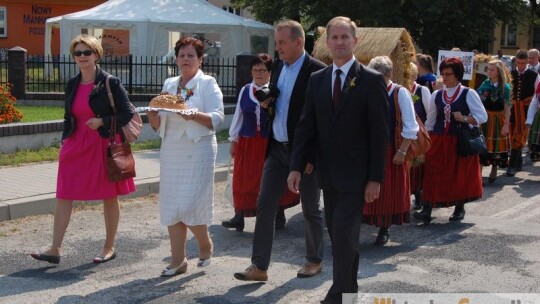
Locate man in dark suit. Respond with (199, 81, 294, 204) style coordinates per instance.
(288, 17, 389, 303)
(234, 20, 326, 281)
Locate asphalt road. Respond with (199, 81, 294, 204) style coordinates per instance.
(1, 163, 540, 304)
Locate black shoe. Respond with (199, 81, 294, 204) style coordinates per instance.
(275, 209, 286, 230)
(222, 213, 245, 232)
(30, 252, 60, 264)
(517, 152, 523, 171)
(374, 228, 389, 246)
(413, 205, 432, 225)
(93, 249, 117, 264)
(449, 206, 466, 221)
(505, 167, 516, 177)
(412, 191, 423, 210)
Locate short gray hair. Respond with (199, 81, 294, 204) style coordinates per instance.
(528, 48, 539, 57)
(275, 20, 305, 41)
(368, 56, 393, 77)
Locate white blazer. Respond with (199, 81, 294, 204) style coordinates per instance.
(158, 70, 224, 142)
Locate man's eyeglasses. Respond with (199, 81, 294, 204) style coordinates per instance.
(440, 72, 454, 77)
(73, 50, 94, 57)
(252, 69, 269, 73)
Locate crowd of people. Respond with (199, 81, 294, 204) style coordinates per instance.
(27, 15, 540, 304)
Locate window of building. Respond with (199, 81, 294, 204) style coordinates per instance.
(223, 6, 240, 16)
(0, 6, 7, 38)
(501, 23, 517, 47)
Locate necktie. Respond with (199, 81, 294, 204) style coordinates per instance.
(333, 69, 342, 110)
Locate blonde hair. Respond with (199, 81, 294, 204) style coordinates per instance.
(275, 20, 305, 41)
(488, 59, 507, 84)
(410, 62, 418, 80)
(69, 34, 103, 62)
(326, 16, 357, 39)
(488, 59, 509, 100)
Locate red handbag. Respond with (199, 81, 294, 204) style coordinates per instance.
(105, 76, 136, 182)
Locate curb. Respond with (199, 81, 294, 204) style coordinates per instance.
(0, 166, 228, 222)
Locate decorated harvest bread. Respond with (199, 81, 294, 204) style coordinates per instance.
(149, 94, 187, 110)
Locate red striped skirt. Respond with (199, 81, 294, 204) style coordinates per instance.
(363, 145, 411, 227)
(232, 132, 300, 217)
(422, 133, 483, 208)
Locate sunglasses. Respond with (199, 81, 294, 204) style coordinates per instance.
(73, 50, 94, 57)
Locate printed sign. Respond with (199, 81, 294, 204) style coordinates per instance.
(437, 50, 474, 80)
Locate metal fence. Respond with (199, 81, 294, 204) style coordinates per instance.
(5, 53, 235, 95)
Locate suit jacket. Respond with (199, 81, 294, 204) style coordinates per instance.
(267, 54, 326, 149)
(291, 60, 389, 192)
(62, 67, 133, 140)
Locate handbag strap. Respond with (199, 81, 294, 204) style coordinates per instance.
(228, 155, 233, 174)
(393, 85, 403, 129)
(105, 75, 126, 144)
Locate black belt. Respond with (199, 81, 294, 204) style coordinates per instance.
(272, 138, 291, 150)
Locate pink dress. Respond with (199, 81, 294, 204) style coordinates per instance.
(56, 83, 135, 200)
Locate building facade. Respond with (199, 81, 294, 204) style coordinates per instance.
(0, 0, 106, 54)
(0, 0, 253, 55)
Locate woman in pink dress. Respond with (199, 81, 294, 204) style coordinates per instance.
(31, 34, 135, 264)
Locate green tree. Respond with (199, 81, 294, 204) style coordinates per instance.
(233, 0, 528, 57)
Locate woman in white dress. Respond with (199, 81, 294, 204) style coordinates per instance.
(147, 37, 224, 276)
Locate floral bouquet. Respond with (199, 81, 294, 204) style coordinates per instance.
(0, 83, 23, 124)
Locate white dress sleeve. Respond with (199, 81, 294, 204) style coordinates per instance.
(466, 89, 488, 125)
(526, 94, 539, 125)
(201, 77, 225, 130)
(421, 86, 431, 114)
(398, 87, 419, 139)
(425, 91, 439, 131)
(228, 86, 245, 142)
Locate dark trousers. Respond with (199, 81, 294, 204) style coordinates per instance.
(321, 189, 364, 304)
(251, 139, 323, 270)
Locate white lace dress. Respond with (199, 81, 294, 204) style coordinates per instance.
(157, 71, 223, 226)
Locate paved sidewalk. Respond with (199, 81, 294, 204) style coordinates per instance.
(0, 142, 231, 221)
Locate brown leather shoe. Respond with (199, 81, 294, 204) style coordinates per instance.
(297, 262, 322, 278)
(234, 264, 268, 282)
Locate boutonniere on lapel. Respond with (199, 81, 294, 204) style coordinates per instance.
(88, 80, 104, 99)
(179, 87, 194, 102)
(412, 94, 420, 103)
(343, 76, 357, 94)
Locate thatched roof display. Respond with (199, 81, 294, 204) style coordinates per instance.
(312, 27, 416, 88)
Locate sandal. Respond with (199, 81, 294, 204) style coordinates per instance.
(93, 248, 117, 264)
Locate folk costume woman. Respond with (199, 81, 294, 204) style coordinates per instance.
(415, 57, 487, 225)
(363, 56, 419, 245)
(476, 60, 511, 183)
(222, 54, 299, 232)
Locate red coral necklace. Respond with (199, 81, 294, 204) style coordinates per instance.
(443, 84, 461, 104)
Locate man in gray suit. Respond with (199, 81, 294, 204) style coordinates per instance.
(234, 20, 326, 282)
(288, 16, 389, 304)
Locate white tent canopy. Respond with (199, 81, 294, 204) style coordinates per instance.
(44, 0, 274, 59)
